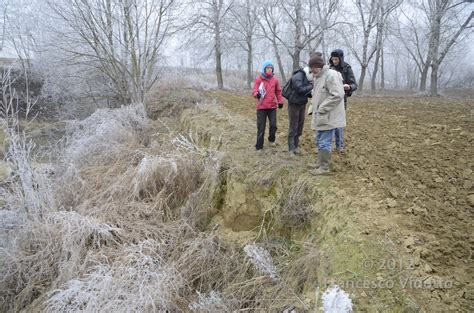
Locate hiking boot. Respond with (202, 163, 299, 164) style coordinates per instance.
(294, 147, 303, 155)
(310, 150, 331, 175)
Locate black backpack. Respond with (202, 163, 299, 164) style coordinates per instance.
(282, 78, 293, 100)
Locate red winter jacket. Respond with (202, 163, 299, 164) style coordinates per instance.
(252, 74, 284, 110)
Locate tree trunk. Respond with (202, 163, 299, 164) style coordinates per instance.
(292, 48, 302, 73)
(371, 2, 383, 94)
(424, 1, 443, 95)
(1, 5, 7, 51)
(371, 51, 380, 93)
(380, 41, 385, 89)
(215, 25, 224, 89)
(419, 62, 430, 92)
(394, 55, 399, 89)
(359, 65, 367, 94)
(272, 36, 286, 84)
(293, 0, 302, 72)
(215, 49, 224, 89)
(246, 41, 253, 89)
(430, 61, 439, 96)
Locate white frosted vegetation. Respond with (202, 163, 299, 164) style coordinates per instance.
(5, 133, 57, 217)
(0, 98, 332, 311)
(0, 209, 118, 309)
(322, 285, 353, 313)
(244, 244, 279, 280)
(132, 154, 178, 198)
(189, 290, 228, 312)
(63, 103, 148, 167)
(44, 240, 181, 312)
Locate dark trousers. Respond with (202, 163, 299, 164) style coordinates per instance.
(256, 109, 277, 150)
(288, 103, 306, 151)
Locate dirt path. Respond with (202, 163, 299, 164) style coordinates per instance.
(181, 90, 473, 311)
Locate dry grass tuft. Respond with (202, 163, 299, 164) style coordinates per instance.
(279, 178, 315, 227)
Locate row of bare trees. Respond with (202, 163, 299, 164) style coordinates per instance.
(185, 0, 472, 95)
(0, 0, 472, 106)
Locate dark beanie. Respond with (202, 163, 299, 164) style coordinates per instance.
(331, 49, 344, 58)
(308, 56, 325, 68)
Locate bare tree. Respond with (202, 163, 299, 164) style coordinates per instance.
(186, 0, 234, 89)
(49, 0, 178, 105)
(261, 0, 338, 75)
(0, 2, 8, 51)
(426, 0, 473, 96)
(397, 0, 473, 95)
(343, 0, 379, 94)
(257, 1, 287, 83)
(310, 0, 340, 60)
(229, 0, 260, 89)
(369, 0, 402, 93)
(395, 4, 430, 91)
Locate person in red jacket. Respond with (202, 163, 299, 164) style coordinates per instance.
(252, 60, 284, 150)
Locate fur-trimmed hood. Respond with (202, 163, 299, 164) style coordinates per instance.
(303, 66, 314, 82)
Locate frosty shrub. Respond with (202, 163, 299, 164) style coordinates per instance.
(53, 163, 86, 210)
(4, 132, 57, 217)
(44, 240, 181, 312)
(0, 209, 24, 249)
(132, 153, 203, 213)
(244, 244, 279, 280)
(132, 154, 178, 198)
(189, 290, 228, 312)
(322, 285, 353, 313)
(0, 211, 118, 311)
(63, 103, 148, 167)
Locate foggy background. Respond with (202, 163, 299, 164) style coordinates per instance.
(0, 0, 472, 113)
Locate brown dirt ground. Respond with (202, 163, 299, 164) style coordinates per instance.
(205, 90, 473, 311)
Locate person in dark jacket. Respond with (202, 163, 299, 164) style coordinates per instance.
(287, 65, 314, 155)
(329, 49, 357, 153)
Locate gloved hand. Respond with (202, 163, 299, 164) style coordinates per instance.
(256, 92, 261, 99)
(278, 103, 283, 109)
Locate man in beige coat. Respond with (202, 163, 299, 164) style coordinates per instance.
(308, 55, 346, 175)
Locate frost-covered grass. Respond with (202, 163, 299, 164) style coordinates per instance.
(62, 103, 148, 167)
(322, 285, 353, 313)
(44, 240, 181, 312)
(0, 96, 326, 311)
(244, 244, 279, 281)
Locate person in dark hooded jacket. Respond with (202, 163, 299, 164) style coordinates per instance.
(286, 64, 314, 155)
(329, 49, 357, 153)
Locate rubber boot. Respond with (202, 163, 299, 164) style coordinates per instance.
(310, 150, 331, 175)
(308, 152, 321, 169)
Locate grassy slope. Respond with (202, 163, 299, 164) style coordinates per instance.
(180, 90, 444, 311)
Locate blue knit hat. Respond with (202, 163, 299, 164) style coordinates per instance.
(261, 60, 274, 76)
